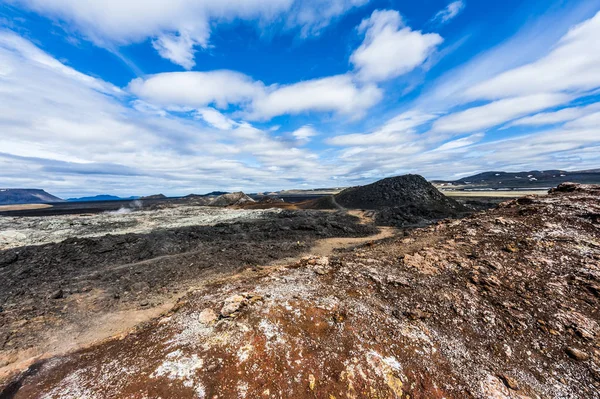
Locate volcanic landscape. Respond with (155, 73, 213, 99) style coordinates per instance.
(0, 176, 599, 399)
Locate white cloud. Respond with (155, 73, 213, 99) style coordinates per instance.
(292, 125, 318, 141)
(432, 1, 465, 24)
(128, 71, 262, 109)
(351, 10, 443, 82)
(0, 31, 121, 95)
(196, 108, 237, 130)
(288, 0, 369, 37)
(0, 31, 336, 196)
(430, 133, 483, 152)
(508, 102, 600, 127)
(564, 110, 600, 129)
(249, 74, 382, 120)
(152, 31, 202, 70)
(416, 2, 600, 110)
(432, 93, 571, 133)
(466, 11, 600, 100)
(328, 110, 435, 146)
(9, 0, 369, 68)
(129, 72, 381, 120)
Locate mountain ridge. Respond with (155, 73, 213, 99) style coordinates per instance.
(0, 189, 63, 205)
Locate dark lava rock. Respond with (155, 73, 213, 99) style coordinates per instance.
(0, 252, 18, 267)
(334, 175, 467, 227)
(49, 289, 64, 300)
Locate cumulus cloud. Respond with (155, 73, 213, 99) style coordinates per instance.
(249, 75, 382, 120)
(152, 31, 203, 70)
(432, 1, 465, 24)
(128, 71, 262, 109)
(466, 11, 600, 100)
(432, 93, 571, 133)
(292, 125, 318, 141)
(8, 0, 369, 68)
(128, 72, 381, 120)
(351, 10, 443, 82)
(196, 108, 237, 130)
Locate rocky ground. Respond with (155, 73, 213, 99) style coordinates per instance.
(0, 210, 377, 381)
(0, 205, 281, 250)
(1, 183, 598, 398)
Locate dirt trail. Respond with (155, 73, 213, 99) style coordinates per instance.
(308, 210, 396, 256)
(271, 210, 397, 266)
(0, 210, 390, 383)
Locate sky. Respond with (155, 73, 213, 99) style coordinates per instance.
(1, 0, 600, 197)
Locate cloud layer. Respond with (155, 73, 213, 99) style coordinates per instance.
(0, 5, 599, 196)
(9, 0, 369, 68)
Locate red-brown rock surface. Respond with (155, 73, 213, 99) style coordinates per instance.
(2, 183, 600, 398)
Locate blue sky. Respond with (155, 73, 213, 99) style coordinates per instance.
(1, 0, 599, 197)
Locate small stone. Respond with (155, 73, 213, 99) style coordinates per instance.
(315, 267, 327, 275)
(504, 243, 519, 253)
(405, 309, 432, 320)
(248, 295, 264, 304)
(50, 289, 64, 300)
(566, 347, 590, 361)
(140, 301, 149, 307)
(386, 275, 409, 287)
(308, 374, 316, 391)
(199, 308, 219, 324)
(332, 312, 345, 323)
(206, 363, 219, 372)
(499, 374, 519, 390)
(221, 295, 246, 317)
(315, 257, 329, 266)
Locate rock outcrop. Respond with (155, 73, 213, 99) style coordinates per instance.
(209, 192, 255, 207)
(335, 174, 466, 226)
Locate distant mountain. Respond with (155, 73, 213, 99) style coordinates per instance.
(0, 189, 63, 205)
(140, 194, 168, 200)
(183, 191, 228, 198)
(435, 169, 600, 189)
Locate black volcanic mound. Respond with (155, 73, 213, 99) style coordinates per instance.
(335, 174, 467, 227)
(140, 194, 167, 200)
(0, 189, 63, 205)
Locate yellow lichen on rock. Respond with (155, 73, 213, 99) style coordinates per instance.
(386, 373, 404, 397)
